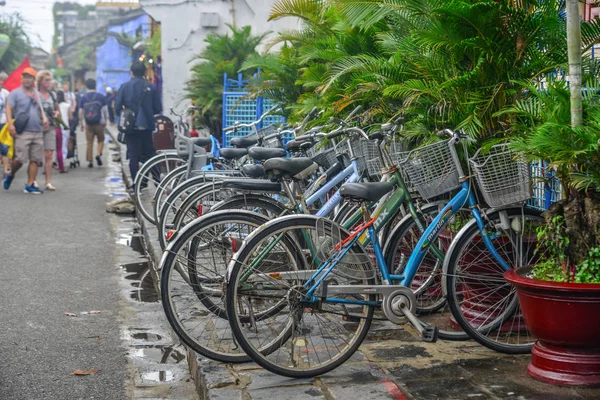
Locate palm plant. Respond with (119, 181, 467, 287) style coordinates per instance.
(0, 13, 32, 72)
(185, 25, 267, 135)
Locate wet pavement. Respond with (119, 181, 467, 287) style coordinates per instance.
(108, 138, 197, 399)
(109, 124, 600, 400)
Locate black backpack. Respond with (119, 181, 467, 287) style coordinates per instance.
(83, 93, 103, 124)
(118, 81, 148, 137)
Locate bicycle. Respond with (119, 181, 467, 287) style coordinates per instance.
(159, 120, 467, 363)
(224, 129, 546, 377)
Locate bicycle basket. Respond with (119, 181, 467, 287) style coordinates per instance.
(469, 144, 532, 208)
(307, 141, 336, 169)
(397, 139, 460, 199)
(315, 218, 376, 280)
(362, 139, 382, 180)
(336, 137, 368, 173)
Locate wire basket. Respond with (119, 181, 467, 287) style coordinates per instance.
(362, 140, 383, 180)
(307, 141, 337, 169)
(397, 139, 461, 199)
(315, 219, 376, 280)
(335, 137, 368, 173)
(469, 144, 532, 208)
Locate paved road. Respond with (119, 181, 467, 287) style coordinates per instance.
(0, 147, 126, 399)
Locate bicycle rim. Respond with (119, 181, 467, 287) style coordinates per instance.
(446, 207, 545, 353)
(227, 216, 375, 378)
(161, 210, 269, 362)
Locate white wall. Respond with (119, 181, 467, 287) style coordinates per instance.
(139, 0, 299, 119)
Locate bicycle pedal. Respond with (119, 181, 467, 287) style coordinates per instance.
(421, 326, 438, 343)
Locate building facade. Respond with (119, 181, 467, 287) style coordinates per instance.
(139, 0, 299, 116)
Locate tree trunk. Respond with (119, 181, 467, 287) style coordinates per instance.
(566, 0, 583, 127)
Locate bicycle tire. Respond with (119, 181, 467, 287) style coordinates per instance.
(133, 154, 185, 224)
(226, 214, 375, 378)
(154, 176, 218, 230)
(151, 166, 189, 224)
(161, 210, 270, 363)
(444, 207, 544, 354)
(157, 181, 228, 250)
(171, 193, 287, 239)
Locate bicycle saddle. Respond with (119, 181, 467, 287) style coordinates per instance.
(242, 164, 266, 178)
(231, 136, 258, 148)
(264, 157, 318, 180)
(193, 137, 212, 147)
(221, 179, 281, 192)
(220, 147, 248, 159)
(340, 182, 393, 202)
(286, 139, 313, 153)
(248, 147, 287, 160)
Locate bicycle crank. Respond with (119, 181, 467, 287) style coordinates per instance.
(382, 287, 438, 343)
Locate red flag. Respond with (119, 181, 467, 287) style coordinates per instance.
(4, 55, 31, 92)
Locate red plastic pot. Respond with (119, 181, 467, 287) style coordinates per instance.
(504, 266, 600, 387)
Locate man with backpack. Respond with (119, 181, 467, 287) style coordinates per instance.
(79, 79, 107, 168)
(115, 62, 162, 181)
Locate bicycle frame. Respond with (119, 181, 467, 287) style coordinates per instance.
(302, 179, 511, 306)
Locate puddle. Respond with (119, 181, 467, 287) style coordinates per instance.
(141, 370, 175, 383)
(121, 261, 159, 302)
(117, 233, 145, 254)
(131, 332, 163, 342)
(130, 346, 186, 364)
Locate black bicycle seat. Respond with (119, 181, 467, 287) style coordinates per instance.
(263, 157, 317, 180)
(221, 179, 281, 192)
(242, 164, 266, 178)
(231, 136, 258, 148)
(220, 147, 248, 159)
(340, 182, 393, 202)
(193, 137, 212, 147)
(248, 147, 287, 160)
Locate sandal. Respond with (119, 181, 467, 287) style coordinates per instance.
(45, 183, 56, 191)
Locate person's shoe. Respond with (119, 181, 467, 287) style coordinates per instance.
(24, 184, 43, 194)
(3, 174, 14, 190)
(32, 181, 39, 189)
(96, 155, 103, 166)
(88, 162, 93, 168)
(45, 183, 56, 191)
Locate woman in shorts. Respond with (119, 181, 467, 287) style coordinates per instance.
(37, 70, 58, 191)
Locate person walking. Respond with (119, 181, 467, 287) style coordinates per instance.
(38, 70, 58, 191)
(0, 71, 10, 178)
(56, 90, 69, 173)
(105, 87, 116, 124)
(79, 79, 107, 168)
(3, 67, 49, 194)
(115, 62, 162, 182)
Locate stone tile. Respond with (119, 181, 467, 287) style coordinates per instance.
(402, 377, 492, 400)
(208, 389, 244, 400)
(318, 362, 383, 385)
(249, 385, 324, 400)
(200, 362, 238, 389)
(326, 381, 403, 399)
(245, 369, 314, 391)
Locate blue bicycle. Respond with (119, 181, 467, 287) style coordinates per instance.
(225, 129, 546, 377)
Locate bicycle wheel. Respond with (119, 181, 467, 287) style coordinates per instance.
(152, 166, 189, 224)
(158, 181, 232, 250)
(226, 215, 376, 378)
(171, 193, 287, 238)
(445, 207, 546, 353)
(133, 154, 185, 224)
(155, 176, 218, 232)
(384, 203, 471, 340)
(161, 210, 270, 362)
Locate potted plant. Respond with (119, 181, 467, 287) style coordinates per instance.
(501, 78, 600, 386)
